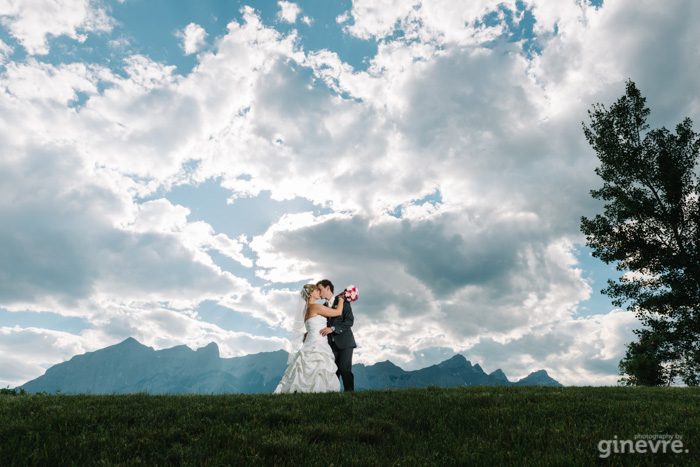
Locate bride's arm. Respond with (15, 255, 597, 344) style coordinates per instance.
(312, 300, 343, 318)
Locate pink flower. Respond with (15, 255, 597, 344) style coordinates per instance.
(342, 285, 359, 302)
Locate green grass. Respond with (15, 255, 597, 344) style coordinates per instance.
(1, 386, 699, 466)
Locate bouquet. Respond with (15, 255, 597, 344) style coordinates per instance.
(341, 285, 359, 302)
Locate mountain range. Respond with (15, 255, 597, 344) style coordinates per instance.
(19, 338, 561, 394)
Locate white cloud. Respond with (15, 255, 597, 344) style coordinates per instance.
(0, 0, 114, 55)
(342, 0, 521, 45)
(0, 38, 12, 64)
(277, 1, 301, 24)
(529, 0, 700, 127)
(0, 326, 88, 388)
(466, 309, 642, 385)
(2, 58, 102, 108)
(336, 11, 350, 24)
(125, 199, 253, 268)
(341, 0, 415, 40)
(177, 22, 208, 55)
(0, 145, 242, 310)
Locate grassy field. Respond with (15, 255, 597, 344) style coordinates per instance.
(1, 386, 699, 466)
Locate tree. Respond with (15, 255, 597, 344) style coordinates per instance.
(618, 329, 672, 386)
(581, 80, 700, 386)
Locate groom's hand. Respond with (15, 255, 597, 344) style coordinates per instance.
(320, 327, 333, 337)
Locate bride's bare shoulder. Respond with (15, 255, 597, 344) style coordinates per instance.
(305, 303, 323, 319)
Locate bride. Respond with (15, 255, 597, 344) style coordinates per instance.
(273, 284, 344, 393)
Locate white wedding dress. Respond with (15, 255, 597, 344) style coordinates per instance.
(274, 315, 341, 393)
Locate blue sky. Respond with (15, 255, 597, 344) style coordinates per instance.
(1, 0, 696, 388)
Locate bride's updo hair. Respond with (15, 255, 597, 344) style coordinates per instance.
(300, 284, 317, 301)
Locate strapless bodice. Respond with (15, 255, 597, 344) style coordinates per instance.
(305, 314, 326, 330)
(304, 315, 328, 344)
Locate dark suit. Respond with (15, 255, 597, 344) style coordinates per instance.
(327, 297, 356, 391)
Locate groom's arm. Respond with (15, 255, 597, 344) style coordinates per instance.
(332, 302, 354, 334)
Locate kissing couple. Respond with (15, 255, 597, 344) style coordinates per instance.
(273, 279, 356, 393)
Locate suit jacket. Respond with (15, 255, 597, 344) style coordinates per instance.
(327, 296, 356, 349)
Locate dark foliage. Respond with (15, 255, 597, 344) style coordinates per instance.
(581, 80, 700, 385)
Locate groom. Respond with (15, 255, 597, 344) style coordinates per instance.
(316, 279, 356, 391)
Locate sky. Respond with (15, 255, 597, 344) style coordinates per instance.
(1, 0, 698, 388)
